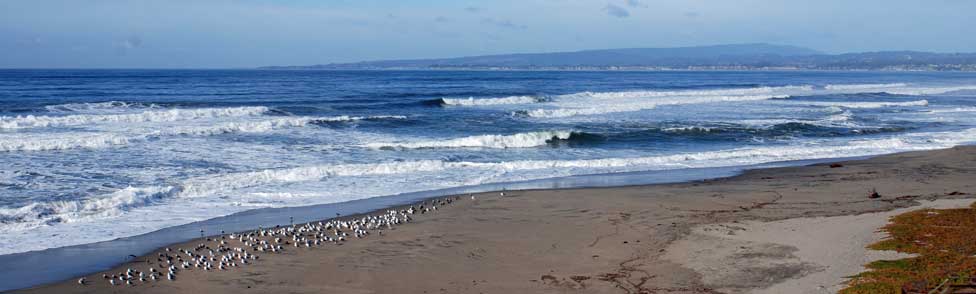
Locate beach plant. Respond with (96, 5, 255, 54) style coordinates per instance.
(840, 201, 976, 294)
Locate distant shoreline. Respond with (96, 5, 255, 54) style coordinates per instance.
(255, 66, 976, 72)
(257, 44, 976, 72)
(3, 67, 975, 72)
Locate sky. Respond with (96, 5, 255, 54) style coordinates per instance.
(1, 0, 975, 68)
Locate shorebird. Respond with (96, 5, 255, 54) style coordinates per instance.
(74, 193, 457, 288)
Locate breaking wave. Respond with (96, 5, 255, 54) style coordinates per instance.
(788, 99, 929, 109)
(822, 83, 976, 95)
(440, 95, 544, 106)
(824, 83, 908, 90)
(310, 115, 407, 123)
(521, 94, 791, 118)
(883, 85, 976, 95)
(560, 85, 814, 101)
(43, 101, 161, 113)
(0, 186, 180, 228)
(363, 130, 575, 149)
(0, 106, 270, 129)
(0, 117, 309, 152)
(0, 133, 135, 152)
(0, 115, 408, 152)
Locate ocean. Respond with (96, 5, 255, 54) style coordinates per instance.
(2, 69, 976, 258)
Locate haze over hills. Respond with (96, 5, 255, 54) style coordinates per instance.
(261, 43, 976, 71)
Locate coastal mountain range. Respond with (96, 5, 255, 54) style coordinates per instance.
(261, 43, 976, 71)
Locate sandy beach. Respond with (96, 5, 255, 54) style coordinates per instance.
(15, 146, 976, 294)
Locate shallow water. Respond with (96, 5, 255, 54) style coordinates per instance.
(1, 69, 976, 257)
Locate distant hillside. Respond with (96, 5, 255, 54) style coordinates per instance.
(261, 44, 976, 71)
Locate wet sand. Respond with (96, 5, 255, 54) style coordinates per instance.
(17, 146, 976, 294)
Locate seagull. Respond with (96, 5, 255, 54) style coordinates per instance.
(77, 278, 86, 285)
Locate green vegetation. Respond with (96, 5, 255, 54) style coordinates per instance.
(841, 201, 976, 294)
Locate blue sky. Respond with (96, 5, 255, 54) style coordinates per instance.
(2, 0, 974, 68)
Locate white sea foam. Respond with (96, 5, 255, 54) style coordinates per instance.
(787, 99, 929, 109)
(445, 84, 973, 119)
(0, 133, 135, 152)
(822, 83, 976, 95)
(163, 117, 313, 136)
(0, 186, 179, 228)
(523, 94, 791, 118)
(561, 85, 813, 101)
(0, 115, 410, 152)
(926, 107, 976, 113)
(363, 130, 574, 149)
(0, 106, 270, 129)
(883, 86, 976, 95)
(0, 117, 308, 152)
(660, 126, 717, 133)
(440, 86, 815, 108)
(441, 96, 542, 106)
(824, 110, 856, 123)
(43, 101, 160, 113)
(312, 115, 408, 122)
(4, 127, 975, 252)
(506, 86, 816, 119)
(824, 83, 908, 90)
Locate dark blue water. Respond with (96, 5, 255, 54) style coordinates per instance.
(1, 69, 976, 260)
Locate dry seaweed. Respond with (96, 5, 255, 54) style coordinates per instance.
(841, 201, 976, 294)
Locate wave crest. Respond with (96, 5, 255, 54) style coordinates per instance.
(0, 186, 179, 228)
(43, 101, 160, 113)
(0, 133, 134, 152)
(310, 115, 407, 123)
(824, 83, 908, 90)
(522, 94, 790, 118)
(789, 99, 929, 109)
(563, 85, 813, 100)
(440, 95, 543, 106)
(363, 130, 574, 149)
(0, 106, 270, 129)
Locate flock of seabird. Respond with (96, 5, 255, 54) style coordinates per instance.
(78, 195, 469, 287)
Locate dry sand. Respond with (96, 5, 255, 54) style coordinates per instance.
(666, 198, 975, 294)
(17, 146, 976, 294)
